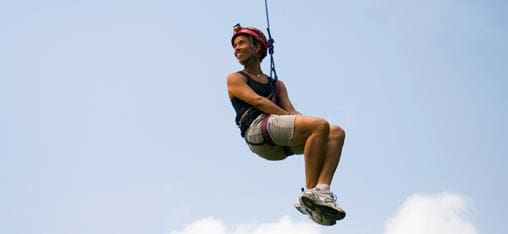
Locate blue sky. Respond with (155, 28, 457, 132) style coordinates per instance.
(1, 0, 507, 234)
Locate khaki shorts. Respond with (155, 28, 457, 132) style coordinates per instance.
(244, 114, 304, 160)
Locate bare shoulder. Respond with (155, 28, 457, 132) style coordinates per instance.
(227, 72, 248, 99)
(227, 72, 246, 85)
(276, 79, 288, 90)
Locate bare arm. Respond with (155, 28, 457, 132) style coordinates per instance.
(227, 73, 289, 115)
(277, 80, 302, 115)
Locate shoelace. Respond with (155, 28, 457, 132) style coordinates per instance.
(300, 187, 338, 202)
(329, 192, 338, 202)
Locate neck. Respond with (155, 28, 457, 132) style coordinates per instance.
(243, 63, 263, 77)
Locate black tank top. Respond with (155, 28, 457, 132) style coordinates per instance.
(230, 71, 277, 137)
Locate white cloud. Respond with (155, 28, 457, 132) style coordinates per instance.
(170, 216, 321, 234)
(171, 192, 477, 234)
(170, 217, 227, 234)
(385, 192, 477, 234)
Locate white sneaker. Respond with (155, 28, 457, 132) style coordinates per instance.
(300, 188, 346, 221)
(295, 196, 336, 226)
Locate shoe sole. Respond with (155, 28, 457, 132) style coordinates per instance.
(300, 196, 346, 221)
(296, 204, 336, 226)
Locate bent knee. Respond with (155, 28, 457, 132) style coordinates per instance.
(330, 125, 346, 142)
(293, 116, 330, 143)
(312, 117, 330, 134)
(297, 116, 329, 131)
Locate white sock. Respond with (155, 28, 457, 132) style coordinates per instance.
(316, 184, 330, 191)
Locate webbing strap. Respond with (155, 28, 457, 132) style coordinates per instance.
(260, 114, 294, 156)
(261, 114, 276, 146)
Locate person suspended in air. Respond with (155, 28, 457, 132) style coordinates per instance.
(226, 24, 347, 225)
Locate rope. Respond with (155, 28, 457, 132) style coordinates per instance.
(264, 0, 277, 81)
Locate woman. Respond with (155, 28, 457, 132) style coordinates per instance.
(227, 24, 346, 225)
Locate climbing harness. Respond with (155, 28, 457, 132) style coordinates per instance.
(233, 1, 293, 156)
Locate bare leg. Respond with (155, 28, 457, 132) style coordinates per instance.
(317, 125, 345, 185)
(293, 120, 347, 223)
(292, 116, 330, 189)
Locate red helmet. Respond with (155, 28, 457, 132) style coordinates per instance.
(231, 24, 268, 59)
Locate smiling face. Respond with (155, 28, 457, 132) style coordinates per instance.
(233, 35, 260, 65)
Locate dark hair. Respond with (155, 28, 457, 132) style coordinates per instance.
(247, 35, 265, 62)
